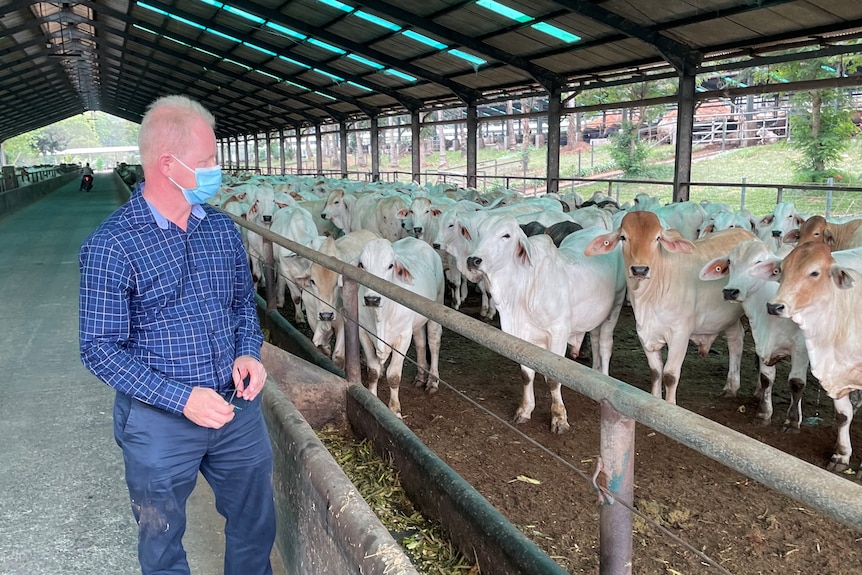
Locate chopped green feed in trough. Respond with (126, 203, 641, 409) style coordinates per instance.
(316, 425, 479, 574)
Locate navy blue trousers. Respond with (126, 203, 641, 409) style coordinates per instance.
(113, 391, 276, 575)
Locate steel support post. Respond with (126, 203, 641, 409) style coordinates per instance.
(411, 110, 421, 184)
(546, 84, 562, 195)
(234, 137, 240, 172)
(279, 128, 286, 175)
(295, 129, 303, 174)
(673, 66, 697, 202)
(315, 124, 324, 175)
(339, 121, 349, 179)
(599, 399, 634, 575)
(245, 136, 251, 172)
(370, 115, 380, 182)
(342, 277, 362, 385)
(466, 102, 478, 189)
(265, 132, 272, 174)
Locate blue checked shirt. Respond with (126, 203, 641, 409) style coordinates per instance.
(79, 189, 263, 415)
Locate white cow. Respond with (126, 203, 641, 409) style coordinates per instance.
(296, 230, 379, 368)
(466, 216, 626, 433)
(699, 238, 809, 429)
(766, 242, 862, 475)
(586, 211, 754, 403)
(356, 237, 445, 418)
(321, 189, 409, 242)
(755, 201, 805, 252)
(270, 205, 320, 323)
(245, 185, 277, 286)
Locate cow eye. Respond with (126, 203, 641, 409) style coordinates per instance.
(810, 270, 820, 277)
(309, 279, 316, 286)
(388, 263, 394, 269)
(357, 262, 364, 269)
(502, 233, 511, 239)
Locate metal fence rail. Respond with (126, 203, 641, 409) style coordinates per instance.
(227, 211, 862, 574)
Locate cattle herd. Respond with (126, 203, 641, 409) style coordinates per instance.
(209, 173, 862, 476)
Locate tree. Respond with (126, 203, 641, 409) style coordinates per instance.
(753, 52, 860, 181)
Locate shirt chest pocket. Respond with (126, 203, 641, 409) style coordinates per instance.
(204, 249, 235, 306)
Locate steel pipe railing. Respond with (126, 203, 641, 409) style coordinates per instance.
(225, 210, 862, 572)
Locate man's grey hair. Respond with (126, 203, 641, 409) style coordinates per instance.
(138, 95, 216, 165)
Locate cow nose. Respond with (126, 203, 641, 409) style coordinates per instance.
(766, 303, 784, 316)
(364, 295, 381, 307)
(318, 311, 335, 321)
(723, 288, 740, 301)
(771, 230, 781, 238)
(630, 265, 649, 277)
(320, 213, 328, 220)
(432, 243, 441, 250)
(466, 256, 482, 270)
(413, 227, 423, 235)
(262, 215, 272, 223)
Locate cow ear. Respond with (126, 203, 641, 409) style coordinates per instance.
(459, 223, 472, 241)
(430, 208, 442, 217)
(700, 224, 715, 236)
(394, 260, 414, 284)
(516, 236, 532, 266)
(758, 214, 774, 226)
(659, 229, 694, 254)
(699, 257, 730, 281)
(396, 208, 410, 219)
(585, 231, 620, 256)
(295, 273, 311, 289)
(751, 260, 781, 282)
(831, 265, 855, 289)
(824, 228, 837, 247)
(783, 229, 800, 244)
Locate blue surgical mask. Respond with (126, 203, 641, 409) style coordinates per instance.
(170, 155, 222, 205)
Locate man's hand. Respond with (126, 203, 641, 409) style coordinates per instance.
(182, 387, 235, 428)
(233, 356, 267, 401)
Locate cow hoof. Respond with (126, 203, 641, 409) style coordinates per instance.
(512, 413, 530, 425)
(722, 389, 738, 399)
(827, 459, 850, 474)
(550, 420, 570, 434)
(780, 424, 801, 434)
(752, 414, 771, 427)
(426, 385, 439, 395)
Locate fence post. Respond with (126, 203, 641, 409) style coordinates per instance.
(776, 186, 783, 204)
(825, 177, 835, 218)
(599, 399, 634, 575)
(341, 277, 362, 385)
(740, 177, 746, 210)
(615, 178, 621, 203)
(262, 231, 277, 312)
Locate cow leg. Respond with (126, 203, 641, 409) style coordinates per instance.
(754, 363, 776, 426)
(411, 323, 429, 389)
(595, 295, 624, 375)
(386, 336, 413, 419)
(275, 273, 287, 308)
(828, 394, 855, 473)
(547, 375, 570, 434)
(425, 321, 443, 394)
(643, 348, 666, 400)
(782, 351, 808, 433)
(458, 276, 468, 310)
(662, 335, 691, 405)
(514, 366, 537, 425)
(331, 317, 345, 370)
(359, 330, 381, 397)
(722, 320, 745, 397)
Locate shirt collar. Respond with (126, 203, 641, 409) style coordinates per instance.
(144, 197, 207, 230)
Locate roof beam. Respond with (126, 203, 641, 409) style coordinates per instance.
(548, 0, 701, 72)
(354, 0, 564, 92)
(127, 0, 422, 110)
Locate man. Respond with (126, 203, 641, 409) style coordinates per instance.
(80, 162, 94, 191)
(79, 95, 276, 575)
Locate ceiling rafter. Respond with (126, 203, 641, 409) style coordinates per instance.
(354, 0, 565, 92)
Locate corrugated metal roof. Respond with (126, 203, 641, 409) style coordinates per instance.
(1, 0, 861, 141)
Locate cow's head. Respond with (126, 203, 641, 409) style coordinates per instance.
(767, 241, 854, 319)
(356, 239, 412, 308)
(467, 216, 532, 275)
(585, 211, 692, 281)
(699, 238, 776, 303)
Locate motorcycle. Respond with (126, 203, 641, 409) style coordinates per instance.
(80, 174, 94, 192)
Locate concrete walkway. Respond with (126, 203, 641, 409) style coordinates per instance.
(0, 174, 274, 574)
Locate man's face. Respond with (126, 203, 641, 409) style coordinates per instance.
(169, 117, 217, 190)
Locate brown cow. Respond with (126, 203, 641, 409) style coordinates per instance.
(766, 241, 862, 474)
(586, 211, 753, 404)
(783, 215, 862, 251)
